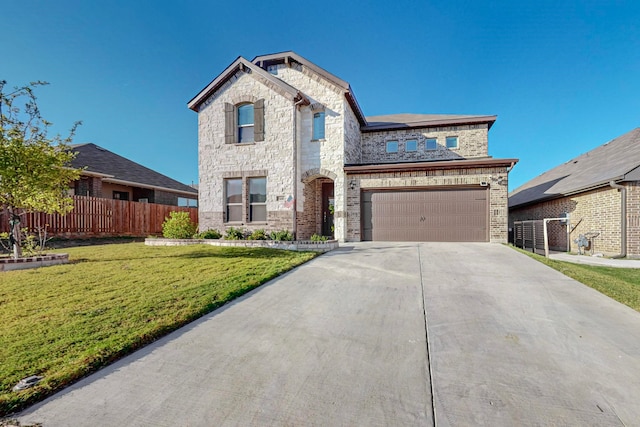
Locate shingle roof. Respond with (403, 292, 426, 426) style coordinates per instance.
(509, 127, 640, 208)
(363, 114, 497, 132)
(70, 143, 198, 196)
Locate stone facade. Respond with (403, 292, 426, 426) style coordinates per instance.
(510, 183, 640, 257)
(192, 53, 513, 243)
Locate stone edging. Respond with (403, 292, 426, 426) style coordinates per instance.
(0, 253, 70, 272)
(145, 238, 339, 253)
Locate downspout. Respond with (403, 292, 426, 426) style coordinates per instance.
(292, 95, 307, 239)
(609, 181, 627, 258)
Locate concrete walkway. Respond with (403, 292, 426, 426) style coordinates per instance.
(17, 243, 640, 426)
(549, 251, 640, 268)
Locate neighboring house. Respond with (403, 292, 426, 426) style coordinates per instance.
(189, 51, 517, 242)
(509, 128, 640, 257)
(70, 143, 198, 206)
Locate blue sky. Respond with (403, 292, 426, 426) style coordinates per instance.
(3, 0, 639, 191)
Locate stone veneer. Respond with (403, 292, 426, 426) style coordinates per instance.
(346, 166, 509, 243)
(510, 182, 640, 257)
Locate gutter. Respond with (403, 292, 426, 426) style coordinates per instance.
(609, 181, 627, 258)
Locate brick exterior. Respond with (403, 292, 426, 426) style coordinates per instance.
(361, 124, 489, 164)
(194, 55, 513, 242)
(510, 182, 640, 257)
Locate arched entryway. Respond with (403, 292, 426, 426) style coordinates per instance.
(298, 169, 337, 240)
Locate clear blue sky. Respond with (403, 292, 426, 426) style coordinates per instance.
(3, 0, 639, 191)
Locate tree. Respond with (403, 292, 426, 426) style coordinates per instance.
(0, 80, 81, 258)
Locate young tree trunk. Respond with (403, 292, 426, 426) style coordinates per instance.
(9, 209, 23, 259)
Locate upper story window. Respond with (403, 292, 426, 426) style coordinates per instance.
(426, 138, 437, 150)
(237, 104, 254, 143)
(312, 112, 325, 140)
(405, 139, 417, 152)
(446, 136, 459, 149)
(224, 99, 264, 144)
(386, 140, 398, 153)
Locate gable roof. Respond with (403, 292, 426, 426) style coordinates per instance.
(251, 51, 368, 127)
(187, 56, 309, 112)
(71, 143, 198, 196)
(509, 127, 640, 208)
(363, 114, 497, 132)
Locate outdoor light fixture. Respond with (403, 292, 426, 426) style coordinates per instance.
(349, 180, 357, 190)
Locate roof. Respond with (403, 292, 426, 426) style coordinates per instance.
(363, 114, 497, 132)
(70, 143, 198, 196)
(187, 56, 308, 112)
(345, 157, 518, 174)
(251, 51, 368, 126)
(509, 127, 640, 208)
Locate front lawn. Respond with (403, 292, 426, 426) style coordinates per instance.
(0, 243, 317, 416)
(514, 248, 640, 312)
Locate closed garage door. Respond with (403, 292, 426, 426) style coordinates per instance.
(362, 188, 488, 242)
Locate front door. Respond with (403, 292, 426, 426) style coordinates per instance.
(321, 182, 334, 237)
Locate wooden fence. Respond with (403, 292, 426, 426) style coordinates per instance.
(0, 196, 198, 238)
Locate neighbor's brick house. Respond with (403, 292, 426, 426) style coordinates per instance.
(509, 128, 640, 257)
(189, 51, 517, 242)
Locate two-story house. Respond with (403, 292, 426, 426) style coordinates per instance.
(189, 52, 517, 242)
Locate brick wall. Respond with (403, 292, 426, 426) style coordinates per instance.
(346, 166, 509, 242)
(509, 184, 640, 257)
(361, 124, 489, 164)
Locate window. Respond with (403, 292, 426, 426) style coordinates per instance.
(426, 138, 437, 150)
(225, 100, 264, 143)
(249, 177, 267, 222)
(113, 191, 129, 201)
(225, 179, 243, 222)
(386, 140, 398, 153)
(178, 197, 198, 207)
(405, 139, 417, 152)
(446, 136, 459, 149)
(312, 111, 325, 140)
(237, 104, 254, 143)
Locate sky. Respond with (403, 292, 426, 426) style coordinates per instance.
(2, 0, 639, 191)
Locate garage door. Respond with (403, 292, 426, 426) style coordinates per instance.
(362, 188, 488, 242)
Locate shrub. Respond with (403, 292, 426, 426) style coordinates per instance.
(224, 227, 245, 240)
(248, 229, 268, 240)
(310, 233, 328, 242)
(162, 212, 197, 239)
(195, 229, 221, 239)
(269, 230, 294, 241)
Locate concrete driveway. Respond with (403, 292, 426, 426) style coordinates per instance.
(17, 243, 640, 426)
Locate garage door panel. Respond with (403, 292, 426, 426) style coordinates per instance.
(363, 188, 488, 242)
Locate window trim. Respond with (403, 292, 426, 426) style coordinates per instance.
(386, 140, 399, 153)
(446, 136, 459, 149)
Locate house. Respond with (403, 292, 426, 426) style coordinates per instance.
(69, 143, 198, 206)
(189, 51, 517, 242)
(509, 128, 640, 257)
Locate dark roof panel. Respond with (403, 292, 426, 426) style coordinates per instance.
(509, 127, 640, 208)
(363, 114, 497, 132)
(70, 143, 198, 195)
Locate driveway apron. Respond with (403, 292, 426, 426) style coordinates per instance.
(18, 243, 433, 426)
(421, 242, 640, 426)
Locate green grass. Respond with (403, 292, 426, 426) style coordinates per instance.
(0, 243, 317, 416)
(513, 247, 640, 312)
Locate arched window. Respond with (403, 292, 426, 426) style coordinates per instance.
(224, 99, 264, 144)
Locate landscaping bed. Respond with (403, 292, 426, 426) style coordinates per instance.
(145, 237, 339, 252)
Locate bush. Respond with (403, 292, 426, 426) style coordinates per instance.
(310, 233, 328, 242)
(195, 229, 221, 239)
(161, 212, 197, 239)
(248, 229, 268, 240)
(269, 230, 294, 241)
(224, 227, 245, 240)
